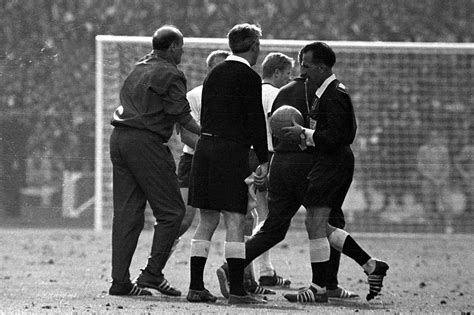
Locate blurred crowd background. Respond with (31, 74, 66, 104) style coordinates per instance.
(0, 0, 472, 231)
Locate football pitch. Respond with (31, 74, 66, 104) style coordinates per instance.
(0, 223, 472, 314)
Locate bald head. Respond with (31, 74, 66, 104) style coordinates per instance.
(152, 25, 183, 51)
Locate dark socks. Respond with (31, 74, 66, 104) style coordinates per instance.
(342, 235, 371, 266)
(326, 247, 341, 290)
(227, 258, 246, 296)
(189, 256, 207, 290)
(311, 260, 329, 288)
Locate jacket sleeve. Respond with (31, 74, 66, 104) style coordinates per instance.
(151, 68, 191, 124)
(247, 75, 269, 164)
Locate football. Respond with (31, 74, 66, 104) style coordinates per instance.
(269, 105, 304, 139)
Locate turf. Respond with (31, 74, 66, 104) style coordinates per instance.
(0, 223, 472, 314)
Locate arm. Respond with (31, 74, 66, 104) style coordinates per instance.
(247, 75, 269, 165)
(180, 124, 200, 149)
(159, 69, 201, 135)
(180, 117, 201, 136)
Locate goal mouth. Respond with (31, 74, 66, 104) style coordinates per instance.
(95, 36, 474, 232)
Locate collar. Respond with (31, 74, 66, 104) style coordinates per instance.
(226, 55, 251, 68)
(315, 74, 336, 98)
(137, 50, 176, 66)
(262, 81, 276, 87)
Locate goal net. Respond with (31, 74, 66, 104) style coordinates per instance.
(96, 36, 474, 233)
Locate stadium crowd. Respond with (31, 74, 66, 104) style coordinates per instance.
(0, 0, 472, 228)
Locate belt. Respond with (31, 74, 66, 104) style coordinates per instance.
(201, 132, 220, 138)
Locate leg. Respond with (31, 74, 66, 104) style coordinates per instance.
(222, 210, 266, 304)
(187, 209, 219, 302)
(168, 187, 198, 259)
(108, 130, 151, 296)
(326, 224, 389, 300)
(125, 140, 184, 296)
(110, 157, 147, 285)
(284, 206, 331, 303)
(178, 187, 198, 237)
(253, 190, 275, 279)
(324, 208, 359, 299)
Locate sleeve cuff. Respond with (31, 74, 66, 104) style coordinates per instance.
(305, 128, 316, 147)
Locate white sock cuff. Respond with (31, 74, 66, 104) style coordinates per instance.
(328, 228, 349, 252)
(190, 239, 211, 258)
(309, 238, 330, 262)
(224, 241, 245, 259)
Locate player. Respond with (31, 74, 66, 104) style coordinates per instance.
(249, 52, 294, 288)
(108, 25, 200, 297)
(171, 50, 231, 259)
(187, 23, 268, 305)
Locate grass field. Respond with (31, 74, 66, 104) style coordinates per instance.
(0, 221, 472, 314)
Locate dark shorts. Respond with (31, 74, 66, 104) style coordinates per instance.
(304, 147, 354, 212)
(269, 151, 345, 229)
(177, 153, 193, 188)
(189, 136, 250, 214)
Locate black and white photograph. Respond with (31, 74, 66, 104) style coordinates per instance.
(0, 0, 472, 313)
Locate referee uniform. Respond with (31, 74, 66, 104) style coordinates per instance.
(189, 57, 268, 213)
(245, 76, 346, 290)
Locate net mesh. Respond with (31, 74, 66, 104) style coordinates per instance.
(96, 36, 474, 233)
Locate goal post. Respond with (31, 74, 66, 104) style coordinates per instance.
(95, 36, 474, 233)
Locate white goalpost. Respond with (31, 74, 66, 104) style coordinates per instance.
(95, 35, 474, 232)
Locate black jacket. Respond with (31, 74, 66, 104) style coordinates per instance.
(200, 60, 268, 164)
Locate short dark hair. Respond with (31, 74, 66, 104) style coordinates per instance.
(262, 52, 294, 78)
(300, 42, 336, 68)
(152, 25, 182, 50)
(206, 50, 231, 68)
(227, 23, 262, 54)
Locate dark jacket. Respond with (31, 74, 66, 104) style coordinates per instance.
(111, 51, 192, 142)
(311, 79, 357, 155)
(200, 60, 268, 164)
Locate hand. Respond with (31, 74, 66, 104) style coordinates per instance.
(254, 162, 269, 186)
(281, 116, 304, 142)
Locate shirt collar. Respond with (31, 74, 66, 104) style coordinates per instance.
(315, 74, 336, 98)
(226, 55, 251, 68)
(136, 50, 176, 66)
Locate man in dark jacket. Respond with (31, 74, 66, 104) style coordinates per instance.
(187, 23, 268, 305)
(244, 47, 358, 300)
(281, 42, 389, 303)
(108, 25, 200, 297)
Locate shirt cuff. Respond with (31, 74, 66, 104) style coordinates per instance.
(305, 128, 316, 147)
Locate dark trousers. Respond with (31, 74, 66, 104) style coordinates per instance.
(245, 152, 345, 288)
(109, 127, 185, 284)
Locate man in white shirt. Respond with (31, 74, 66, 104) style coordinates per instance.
(249, 52, 294, 288)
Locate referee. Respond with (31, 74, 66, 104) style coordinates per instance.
(187, 23, 268, 305)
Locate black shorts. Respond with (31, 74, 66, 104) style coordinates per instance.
(177, 153, 193, 188)
(304, 147, 354, 212)
(189, 137, 250, 214)
(268, 151, 345, 229)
